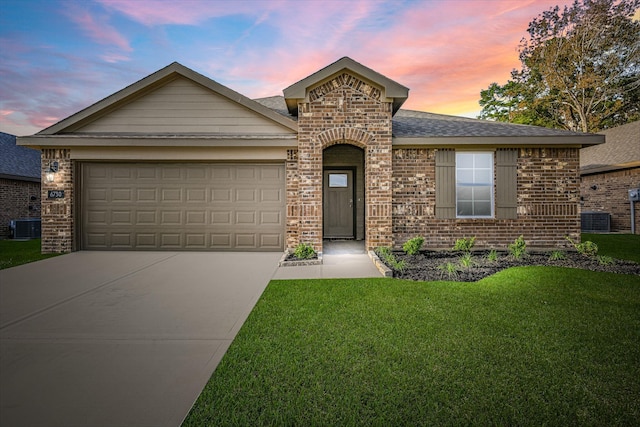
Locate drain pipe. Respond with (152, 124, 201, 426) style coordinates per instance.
(630, 189, 640, 234)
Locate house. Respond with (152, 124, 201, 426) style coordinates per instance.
(0, 132, 41, 239)
(580, 121, 640, 234)
(18, 57, 603, 254)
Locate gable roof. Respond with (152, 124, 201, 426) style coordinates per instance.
(255, 96, 604, 146)
(282, 57, 409, 116)
(37, 62, 298, 135)
(580, 120, 640, 174)
(0, 132, 40, 181)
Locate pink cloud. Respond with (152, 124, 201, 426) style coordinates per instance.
(96, 0, 258, 26)
(184, 0, 574, 118)
(64, 4, 132, 53)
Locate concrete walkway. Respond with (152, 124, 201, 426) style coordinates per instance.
(0, 251, 281, 427)
(272, 240, 383, 279)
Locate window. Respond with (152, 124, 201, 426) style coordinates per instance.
(328, 173, 348, 188)
(456, 152, 493, 217)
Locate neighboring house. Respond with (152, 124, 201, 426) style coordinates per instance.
(580, 121, 640, 234)
(19, 57, 603, 254)
(0, 132, 41, 239)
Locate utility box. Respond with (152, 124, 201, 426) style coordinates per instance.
(581, 212, 610, 233)
(9, 219, 42, 239)
(630, 188, 640, 202)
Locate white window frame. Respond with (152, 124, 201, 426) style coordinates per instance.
(455, 152, 494, 218)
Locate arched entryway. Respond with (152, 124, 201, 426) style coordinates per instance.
(323, 144, 365, 240)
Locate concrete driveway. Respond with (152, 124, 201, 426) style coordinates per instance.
(0, 251, 281, 426)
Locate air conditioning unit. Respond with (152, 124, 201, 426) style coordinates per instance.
(581, 212, 610, 233)
(10, 219, 42, 239)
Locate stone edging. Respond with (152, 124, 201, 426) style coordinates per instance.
(368, 250, 393, 277)
(278, 250, 323, 267)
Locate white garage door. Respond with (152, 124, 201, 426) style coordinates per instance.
(81, 163, 285, 251)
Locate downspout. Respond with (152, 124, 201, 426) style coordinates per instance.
(630, 189, 640, 234)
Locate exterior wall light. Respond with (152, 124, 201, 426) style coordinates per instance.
(45, 161, 59, 183)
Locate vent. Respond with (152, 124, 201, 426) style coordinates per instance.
(10, 219, 42, 239)
(581, 212, 610, 233)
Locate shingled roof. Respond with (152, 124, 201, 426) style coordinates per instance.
(254, 96, 603, 145)
(580, 120, 640, 174)
(0, 132, 40, 181)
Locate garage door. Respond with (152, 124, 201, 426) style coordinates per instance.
(81, 163, 285, 251)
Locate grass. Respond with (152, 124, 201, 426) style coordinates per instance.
(0, 239, 59, 269)
(582, 233, 640, 263)
(184, 268, 640, 426)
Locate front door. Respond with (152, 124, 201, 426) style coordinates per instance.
(323, 170, 354, 238)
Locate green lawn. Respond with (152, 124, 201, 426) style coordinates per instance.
(583, 233, 640, 263)
(0, 239, 59, 270)
(184, 235, 640, 426)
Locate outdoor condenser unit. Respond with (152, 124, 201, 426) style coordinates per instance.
(581, 212, 610, 233)
(9, 219, 42, 239)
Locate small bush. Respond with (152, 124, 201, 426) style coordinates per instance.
(453, 237, 476, 252)
(403, 236, 425, 256)
(458, 252, 476, 270)
(566, 236, 598, 257)
(437, 262, 460, 280)
(509, 235, 527, 260)
(486, 249, 499, 263)
(549, 250, 566, 261)
(293, 243, 316, 260)
(375, 247, 407, 272)
(597, 255, 614, 265)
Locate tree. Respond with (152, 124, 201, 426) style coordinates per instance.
(479, 0, 640, 132)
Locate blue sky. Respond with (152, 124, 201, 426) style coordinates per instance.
(0, 0, 599, 136)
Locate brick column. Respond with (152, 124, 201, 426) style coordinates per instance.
(295, 73, 394, 253)
(41, 149, 73, 253)
(285, 149, 301, 248)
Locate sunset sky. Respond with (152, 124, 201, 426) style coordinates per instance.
(0, 0, 615, 136)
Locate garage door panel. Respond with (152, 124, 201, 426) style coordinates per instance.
(136, 234, 156, 247)
(136, 211, 157, 224)
(211, 211, 231, 225)
(111, 234, 132, 248)
(82, 163, 284, 251)
(161, 188, 182, 202)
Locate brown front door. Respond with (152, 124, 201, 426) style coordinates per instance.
(323, 170, 354, 238)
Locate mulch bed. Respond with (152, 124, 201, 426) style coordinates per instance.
(380, 250, 640, 282)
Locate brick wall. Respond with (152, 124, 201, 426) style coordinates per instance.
(0, 178, 41, 239)
(41, 149, 74, 253)
(292, 73, 393, 252)
(392, 147, 582, 249)
(581, 167, 640, 234)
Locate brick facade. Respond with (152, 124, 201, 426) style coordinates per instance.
(30, 60, 596, 254)
(41, 149, 74, 253)
(581, 167, 640, 234)
(392, 147, 581, 249)
(0, 178, 41, 239)
(292, 73, 393, 253)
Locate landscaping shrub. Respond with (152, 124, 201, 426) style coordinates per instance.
(508, 235, 527, 260)
(293, 243, 316, 260)
(453, 236, 476, 252)
(403, 236, 424, 255)
(486, 249, 499, 263)
(437, 261, 460, 280)
(566, 236, 598, 257)
(376, 247, 407, 272)
(598, 255, 614, 265)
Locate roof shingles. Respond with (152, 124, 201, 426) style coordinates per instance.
(580, 120, 640, 172)
(255, 96, 600, 139)
(0, 132, 40, 180)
